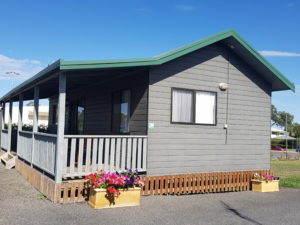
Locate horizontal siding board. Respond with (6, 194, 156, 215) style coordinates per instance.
(147, 43, 271, 176)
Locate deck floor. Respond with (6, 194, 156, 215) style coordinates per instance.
(1, 162, 300, 225)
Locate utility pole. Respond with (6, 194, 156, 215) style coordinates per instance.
(5, 71, 20, 88)
(285, 113, 288, 159)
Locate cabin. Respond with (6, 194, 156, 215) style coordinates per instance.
(0, 30, 294, 203)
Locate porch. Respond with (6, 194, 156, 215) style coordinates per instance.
(0, 67, 149, 183)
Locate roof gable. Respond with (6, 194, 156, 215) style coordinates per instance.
(0, 30, 295, 101)
(60, 30, 294, 92)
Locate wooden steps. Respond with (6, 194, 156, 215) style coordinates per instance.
(0, 152, 16, 169)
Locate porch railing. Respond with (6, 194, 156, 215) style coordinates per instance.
(0, 129, 9, 150)
(18, 131, 33, 162)
(18, 131, 57, 176)
(33, 132, 57, 175)
(62, 135, 148, 178)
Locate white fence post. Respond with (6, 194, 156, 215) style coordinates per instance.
(31, 86, 39, 166)
(0, 102, 3, 148)
(17, 94, 23, 155)
(7, 100, 12, 152)
(55, 72, 66, 183)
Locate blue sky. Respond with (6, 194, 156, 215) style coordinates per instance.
(0, 0, 299, 122)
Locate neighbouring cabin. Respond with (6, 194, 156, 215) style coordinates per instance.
(0, 30, 294, 203)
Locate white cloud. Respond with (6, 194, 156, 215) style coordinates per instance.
(259, 50, 300, 57)
(136, 8, 150, 12)
(176, 5, 196, 11)
(0, 54, 44, 80)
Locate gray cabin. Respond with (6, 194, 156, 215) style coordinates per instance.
(0, 30, 294, 201)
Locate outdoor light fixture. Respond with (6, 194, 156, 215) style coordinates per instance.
(219, 83, 228, 91)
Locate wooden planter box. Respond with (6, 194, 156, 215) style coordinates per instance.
(88, 187, 141, 209)
(251, 179, 279, 192)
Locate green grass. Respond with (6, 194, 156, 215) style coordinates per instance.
(272, 159, 300, 188)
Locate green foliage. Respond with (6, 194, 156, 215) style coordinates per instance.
(271, 104, 294, 128)
(272, 159, 300, 189)
(37, 193, 48, 200)
(280, 175, 300, 188)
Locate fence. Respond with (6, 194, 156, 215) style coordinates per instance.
(0, 129, 9, 150)
(141, 170, 272, 195)
(17, 131, 57, 175)
(62, 135, 148, 178)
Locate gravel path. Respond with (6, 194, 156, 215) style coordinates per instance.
(0, 163, 300, 225)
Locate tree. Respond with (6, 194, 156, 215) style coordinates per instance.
(271, 104, 294, 130)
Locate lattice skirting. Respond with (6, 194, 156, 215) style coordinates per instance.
(15, 159, 87, 203)
(141, 170, 272, 195)
(15, 159, 271, 203)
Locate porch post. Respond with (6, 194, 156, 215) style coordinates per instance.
(0, 102, 3, 149)
(1, 102, 5, 130)
(7, 100, 12, 152)
(55, 72, 66, 183)
(33, 87, 39, 133)
(31, 86, 39, 166)
(17, 94, 24, 154)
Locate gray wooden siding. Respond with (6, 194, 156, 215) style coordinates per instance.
(147, 43, 271, 175)
(49, 72, 148, 135)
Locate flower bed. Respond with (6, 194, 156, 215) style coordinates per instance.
(251, 173, 279, 192)
(85, 169, 144, 209)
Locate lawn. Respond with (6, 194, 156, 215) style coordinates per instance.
(271, 159, 300, 188)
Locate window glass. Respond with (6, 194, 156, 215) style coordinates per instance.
(171, 88, 216, 125)
(77, 105, 84, 134)
(120, 90, 131, 133)
(112, 89, 131, 133)
(195, 91, 216, 124)
(172, 89, 193, 123)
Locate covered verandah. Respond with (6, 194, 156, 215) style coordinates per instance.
(0, 63, 148, 183)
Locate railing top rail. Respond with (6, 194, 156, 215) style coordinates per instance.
(64, 135, 148, 138)
(34, 132, 57, 138)
(19, 130, 33, 135)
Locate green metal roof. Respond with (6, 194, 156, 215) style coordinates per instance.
(0, 29, 295, 101)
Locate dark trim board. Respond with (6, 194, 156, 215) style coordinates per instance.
(170, 87, 218, 126)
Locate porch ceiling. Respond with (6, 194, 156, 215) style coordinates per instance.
(66, 67, 144, 92)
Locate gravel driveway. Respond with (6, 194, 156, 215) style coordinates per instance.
(0, 163, 300, 225)
(271, 150, 299, 159)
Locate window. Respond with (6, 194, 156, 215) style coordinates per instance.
(52, 104, 58, 125)
(172, 88, 216, 125)
(76, 101, 85, 134)
(112, 89, 131, 133)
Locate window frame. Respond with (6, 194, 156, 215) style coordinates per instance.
(170, 87, 217, 126)
(111, 88, 132, 134)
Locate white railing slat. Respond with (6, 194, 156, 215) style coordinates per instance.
(97, 138, 104, 171)
(104, 138, 110, 171)
(137, 138, 142, 171)
(109, 138, 116, 172)
(70, 138, 76, 174)
(126, 138, 132, 169)
(115, 138, 121, 171)
(85, 138, 92, 173)
(92, 138, 98, 172)
(142, 138, 147, 171)
(120, 138, 126, 171)
(78, 138, 84, 174)
(132, 138, 137, 170)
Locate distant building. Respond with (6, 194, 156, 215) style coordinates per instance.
(4, 105, 49, 126)
(271, 127, 295, 140)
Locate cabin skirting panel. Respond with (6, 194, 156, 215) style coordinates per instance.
(15, 159, 87, 203)
(141, 171, 272, 195)
(15, 159, 271, 203)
